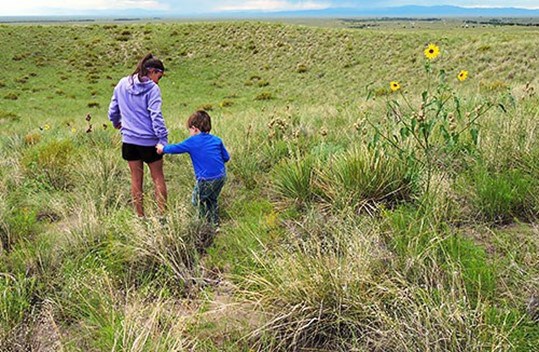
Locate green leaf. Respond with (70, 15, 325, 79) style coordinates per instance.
(422, 91, 428, 103)
(470, 127, 479, 145)
(440, 125, 450, 141)
(411, 117, 418, 132)
(369, 132, 381, 149)
(424, 60, 432, 73)
(438, 69, 446, 82)
(453, 95, 462, 119)
(365, 82, 375, 101)
(400, 126, 410, 139)
(451, 132, 459, 144)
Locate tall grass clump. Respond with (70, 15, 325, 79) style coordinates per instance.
(0, 193, 8, 252)
(317, 146, 419, 213)
(111, 293, 196, 351)
(382, 205, 497, 300)
(272, 154, 319, 207)
(240, 214, 393, 350)
(52, 266, 193, 350)
(51, 264, 121, 346)
(1, 194, 40, 253)
(272, 146, 418, 213)
(460, 166, 538, 224)
(239, 212, 511, 351)
(53, 269, 195, 351)
(0, 273, 38, 346)
(228, 135, 269, 190)
(71, 149, 128, 215)
(126, 204, 204, 294)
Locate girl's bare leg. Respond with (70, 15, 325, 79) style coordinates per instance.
(128, 160, 145, 217)
(148, 159, 167, 214)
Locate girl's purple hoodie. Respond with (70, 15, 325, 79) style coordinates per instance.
(108, 75, 168, 146)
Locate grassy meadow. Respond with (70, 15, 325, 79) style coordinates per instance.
(1, 19, 539, 351)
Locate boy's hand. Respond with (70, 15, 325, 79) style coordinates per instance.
(156, 143, 164, 155)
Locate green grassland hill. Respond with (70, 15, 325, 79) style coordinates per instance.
(0, 20, 538, 351)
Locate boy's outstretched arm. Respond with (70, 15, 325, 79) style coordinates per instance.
(160, 140, 190, 155)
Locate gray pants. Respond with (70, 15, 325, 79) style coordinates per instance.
(192, 177, 225, 225)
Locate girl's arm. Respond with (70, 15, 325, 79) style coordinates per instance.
(148, 86, 168, 145)
(108, 87, 121, 128)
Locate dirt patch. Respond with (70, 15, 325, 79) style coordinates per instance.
(1, 301, 62, 352)
(460, 222, 539, 258)
(188, 277, 262, 348)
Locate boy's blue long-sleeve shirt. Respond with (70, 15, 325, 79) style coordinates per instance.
(163, 133, 230, 181)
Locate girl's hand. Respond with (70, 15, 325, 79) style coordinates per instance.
(156, 143, 164, 154)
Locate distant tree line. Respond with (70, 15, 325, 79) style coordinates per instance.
(464, 18, 539, 27)
(341, 17, 442, 23)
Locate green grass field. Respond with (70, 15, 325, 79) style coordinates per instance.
(1, 19, 538, 351)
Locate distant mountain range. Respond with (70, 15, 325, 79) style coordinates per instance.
(266, 5, 539, 18)
(2, 5, 539, 21)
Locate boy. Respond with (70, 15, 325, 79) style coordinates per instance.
(156, 111, 230, 226)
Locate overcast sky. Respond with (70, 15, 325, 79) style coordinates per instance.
(3, 0, 539, 16)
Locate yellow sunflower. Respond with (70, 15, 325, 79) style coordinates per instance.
(424, 43, 440, 60)
(390, 81, 401, 92)
(458, 70, 468, 82)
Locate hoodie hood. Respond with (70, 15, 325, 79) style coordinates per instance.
(108, 73, 168, 146)
(127, 74, 155, 95)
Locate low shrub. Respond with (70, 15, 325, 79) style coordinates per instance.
(0, 110, 20, 123)
(23, 133, 41, 145)
(21, 139, 77, 190)
(255, 92, 273, 101)
(198, 103, 213, 111)
(219, 99, 234, 108)
(3, 93, 18, 100)
(296, 63, 308, 73)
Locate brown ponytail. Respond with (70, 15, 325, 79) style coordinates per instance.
(132, 53, 165, 80)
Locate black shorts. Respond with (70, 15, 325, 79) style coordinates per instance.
(122, 143, 163, 163)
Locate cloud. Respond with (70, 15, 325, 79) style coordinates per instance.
(4, 0, 168, 16)
(355, 0, 539, 9)
(213, 0, 331, 12)
(3, 0, 539, 16)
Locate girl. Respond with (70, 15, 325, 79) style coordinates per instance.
(108, 53, 168, 217)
